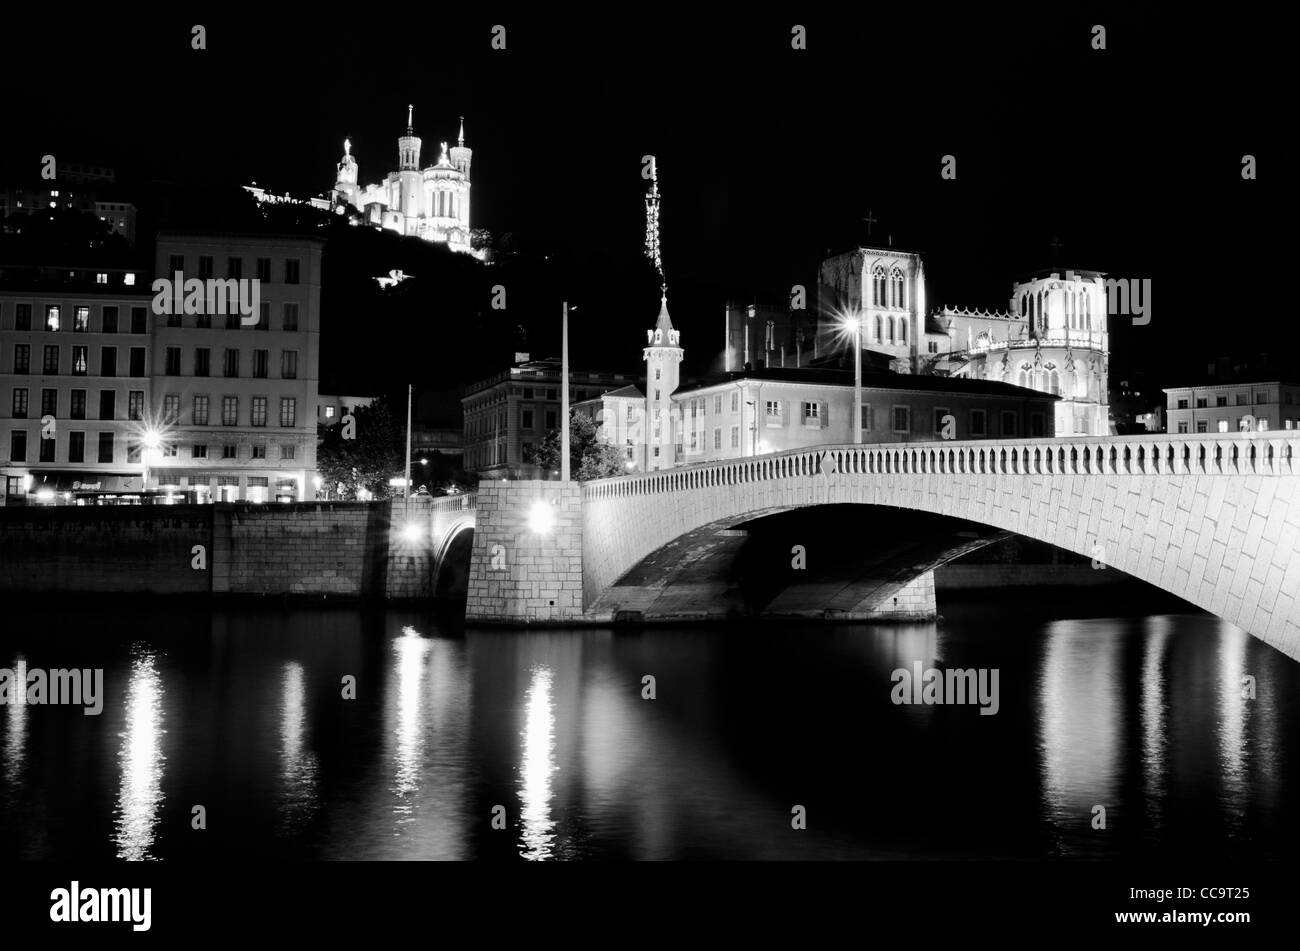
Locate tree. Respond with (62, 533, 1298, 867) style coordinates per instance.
(529, 410, 625, 481)
(316, 397, 404, 499)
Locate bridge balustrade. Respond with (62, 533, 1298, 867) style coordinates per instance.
(581, 433, 1300, 501)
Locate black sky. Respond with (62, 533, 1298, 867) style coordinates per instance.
(4, 6, 1289, 390)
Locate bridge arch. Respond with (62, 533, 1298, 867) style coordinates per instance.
(582, 435, 1300, 660)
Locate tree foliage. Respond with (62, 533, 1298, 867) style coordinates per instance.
(316, 397, 404, 499)
(529, 410, 625, 481)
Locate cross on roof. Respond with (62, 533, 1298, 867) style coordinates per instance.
(862, 211, 878, 239)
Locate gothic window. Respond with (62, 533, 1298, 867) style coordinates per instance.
(899, 319, 907, 344)
(888, 316, 895, 343)
(1018, 370, 1028, 388)
(1049, 370, 1061, 395)
(875, 314, 884, 341)
(873, 266, 886, 306)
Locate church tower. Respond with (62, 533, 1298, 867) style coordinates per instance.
(448, 116, 473, 233)
(643, 293, 682, 471)
(641, 159, 681, 471)
(396, 105, 424, 226)
(333, 138, 358, 209)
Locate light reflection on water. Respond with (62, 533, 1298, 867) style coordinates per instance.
(518, 665, 557, 860)
(113, 646, 165, 861)
(0, 605, 1294, 860)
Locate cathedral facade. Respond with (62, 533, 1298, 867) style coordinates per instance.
(329, 107, 477, 257)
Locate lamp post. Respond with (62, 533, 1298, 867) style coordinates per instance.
(841, 312, 863, 444)
(561, 301, 571, 482)
(141, 430, 161, 498)
(404, 383, 413, 521)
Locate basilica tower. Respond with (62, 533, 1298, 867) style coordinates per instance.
(396, 105, 424, 226)
(333, 138, 358, 209)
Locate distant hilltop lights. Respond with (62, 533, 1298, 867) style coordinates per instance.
(243, 106, 481, 259)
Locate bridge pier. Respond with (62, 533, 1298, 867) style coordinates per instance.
(465, 480, 584, 623)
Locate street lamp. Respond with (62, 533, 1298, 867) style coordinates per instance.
(141, 429, 162, 496)
(839, 311, 864, 444)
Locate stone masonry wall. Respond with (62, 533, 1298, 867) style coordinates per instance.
(466, 480, 583, 622)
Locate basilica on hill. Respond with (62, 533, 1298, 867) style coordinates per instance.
(244, 106, 480, 258)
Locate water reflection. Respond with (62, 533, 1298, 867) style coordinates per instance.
(3, 658, 27, 785)
(1037, 620, 1123, 855)
(518, 665, 557, 860)
(113, 646, 165, 861)
(1217, 622, 1250, 836)
(392, 627, 430, 821)
(1140, 617, 1171, 835)
(279, 661, 318, 831)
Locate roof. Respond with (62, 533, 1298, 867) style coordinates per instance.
(675, 367, 1060, 401)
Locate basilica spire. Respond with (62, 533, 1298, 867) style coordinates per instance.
(458, 116, 465, 147)
(406, 103, 414, 134)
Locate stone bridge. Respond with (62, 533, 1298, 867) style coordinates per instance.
(429, 433, 1300, 661)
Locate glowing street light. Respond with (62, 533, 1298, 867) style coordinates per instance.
(141, 429, 163, 493)
(528, 498, 557, 534)
(401, 522, 422, 543)
(838, 310, 864, 445)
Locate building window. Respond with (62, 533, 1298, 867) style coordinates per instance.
(251, 444, 267, 460)
(522, 387, 534, 399)
(13, 344, 30, 374)
(226, 257, 243, 280)
(15, 304, 31, 331)
(1216, 396, 1228, 407)
(280, 398, 296, 428)
(101, 306, 118, 333)
(198, 256, 214, 280)
(281, 350, 297, 379)
(251, 397, 267, 427)
(1196, 397, 1208, 408)
(730, 425, 740, 448)
(192, 444, 208, 458)
(9, 430, 27, 463)
(765, 400, 782, 425)
(713, 428, 722, 449)
(162, 444, 178, 458)
(256, 258, 271, 283)
(73, 306, 89, 332)
(70, 345, 88, 375)
(545, 410, 557, 429)
(282, 303, 299, 331)
(933, 407, 949, 435)
(70, 390, 86, 420)
(522, 409, 534, 429)
(252, 349, 269, 379)
(802, 401, 820, 425)
(285, 259, 300, 284)
(281, 444, 296, 461)
(970, 409, 986, 436)
(191, 348, 209, 377)
(97, 432, 113, 463)
(222, 445, 237, 459)
(222, 396, 238, 426)
(164, 347, 181, 375)
(68, 431, 85, 463)
(193, 395, 209, 426)
(129, 347, 146, 377)
(131, 307, 147, 334)
(128, 390, 144, 421)
(892, 406, 911, 434)
(223, 349, 239, 377)
(1177, 398, 1189, 409)
(99, 390, 115, 421)
(40, 388, 57, 417)
(168, 255, 185, 275)
(1001, 411, 1017, 436)
(1237, 393, 1249, 406)
(861, 404, 875, 430)
(46, 305, 61, 332)
(38, 434, 55, 462)
(43, 345, 60, 375)
(100, 346, 117, 377)
(163, 394, 180, 424)
(653, 446, 660, 458)
(11, 388, 28, 418)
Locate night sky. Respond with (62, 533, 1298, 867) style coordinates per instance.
(4, 7, 1288, 395)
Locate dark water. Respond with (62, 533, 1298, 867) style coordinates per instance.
(1, 596, 1296, 861)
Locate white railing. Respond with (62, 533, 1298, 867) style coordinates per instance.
(427, 493, 476, 513)
(582, 433, 1300, 500)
